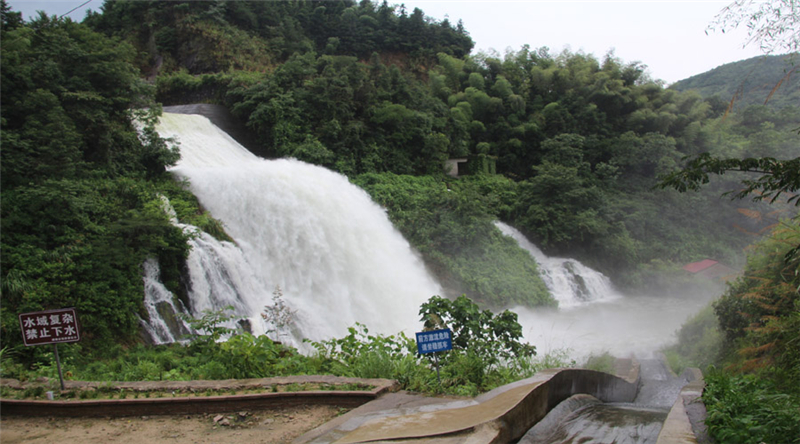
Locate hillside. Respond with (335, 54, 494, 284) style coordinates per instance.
(671, 54, 799, 111)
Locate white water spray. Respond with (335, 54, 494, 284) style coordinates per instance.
(144, 112, 713, 360)
(495, 222, 620, 308)
(140, 258, 191, 344)
(152, 113, 442, 347)
(496, 222, 716, 359)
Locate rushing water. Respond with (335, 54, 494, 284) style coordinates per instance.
(145, 112, 715, 362)
(495, 222, 621, 308)
(152, 113, 442, 348)
(140, 258, 191, 344)
(496, 223, 716, 360)
(520, 359, 691, 443)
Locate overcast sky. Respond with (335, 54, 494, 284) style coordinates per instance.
(8, 0, 766, 84)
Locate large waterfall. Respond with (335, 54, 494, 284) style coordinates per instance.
(150, 113, 442, 347)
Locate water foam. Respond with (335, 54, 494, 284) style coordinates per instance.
(153, 113, 442, 346)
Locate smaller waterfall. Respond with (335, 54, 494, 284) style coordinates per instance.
(142, 195, 272, 345)
(497, 221, 717, 358)
(495, 222, 620, 308)
(180, 227, 271, 334)
(141, 258, 192, 344)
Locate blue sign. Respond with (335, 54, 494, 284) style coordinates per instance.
(416, 328, 453, 354)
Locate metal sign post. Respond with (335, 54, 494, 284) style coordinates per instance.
(433, 352, 441, 384)
(52, 343, 65, 390)
(415, 328, 453, 386)
(18, 308, 81, 391)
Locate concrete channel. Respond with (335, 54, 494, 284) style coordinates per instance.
(0, 360, 707, 443)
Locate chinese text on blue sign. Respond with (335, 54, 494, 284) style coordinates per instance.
(19, 308, 81, 346)
(416, 328, 453, 354)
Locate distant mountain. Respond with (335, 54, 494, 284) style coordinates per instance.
(671, 54, 798, 111)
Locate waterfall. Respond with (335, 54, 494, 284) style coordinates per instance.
(495, 222, 621, 308)
(494, 222, 716, 359)
(147, 113, 442, 347)
(140, 258, 191, 344)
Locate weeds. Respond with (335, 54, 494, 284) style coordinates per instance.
(583, 352, 615, 373)
(703, 368, 800, 444)
(1, 297, 577, 399)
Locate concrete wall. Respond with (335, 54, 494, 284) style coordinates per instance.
(333, 366, 641, 443)
(0, 375, 397, 418)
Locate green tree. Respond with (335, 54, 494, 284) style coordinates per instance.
(658, 153, 800, 206)
(516, 160, 608, 246)
(0, 13, 178, 185)
(0, 13, 186, 360)
(0, 0, 22, 31)
(419, 295, 536, 391)
(420, 295, 536, 363)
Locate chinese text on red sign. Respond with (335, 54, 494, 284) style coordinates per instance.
(18, 308, 81, 346)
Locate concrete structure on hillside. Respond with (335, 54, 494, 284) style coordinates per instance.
(444, 158, 468, 177)
(298, 362, 642, 443)
(682, 259, 738, 282)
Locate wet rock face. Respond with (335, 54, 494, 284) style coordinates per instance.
(154, 300, 191, 340)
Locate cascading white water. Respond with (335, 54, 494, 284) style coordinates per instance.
(495, 222, 620, 308)
(144, 112, 714, 360)
(152, 113, 442, 347)
(496, 222, 717, 359)
(140, 258, 191, 344)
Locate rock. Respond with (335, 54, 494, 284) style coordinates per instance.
(213, 414, 225, 423)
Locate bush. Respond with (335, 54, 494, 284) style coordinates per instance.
(354, 173, 552, 307)
(661, 303, 723, 374)
(703, 368, 800, 444)
(583, 352, 615, 373)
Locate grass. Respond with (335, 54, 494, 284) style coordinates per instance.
(582, 352, 615, 373)
(0, 382, 376, 401)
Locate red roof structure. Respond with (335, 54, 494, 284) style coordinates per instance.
(683, 259, 738, 282)
(682, 259, 719, 274)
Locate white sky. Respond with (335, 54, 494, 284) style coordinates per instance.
(9, 0, 766, 84)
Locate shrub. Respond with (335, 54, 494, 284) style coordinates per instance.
(703, 368, 800, 444)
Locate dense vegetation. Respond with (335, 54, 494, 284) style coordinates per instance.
(1, 295, 571, 398)
(664, 216, 800, 443)
(2, 2, 799, 435)
(663, 3, 799, 429)
(84, 0, 472, 75)
(353, 173, 552, 307)
(112, 3, 799, 295)
(0, 8, 185, 358)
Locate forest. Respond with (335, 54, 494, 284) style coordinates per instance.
(1, 1, 798, 442)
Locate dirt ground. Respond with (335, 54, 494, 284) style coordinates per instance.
(0, 405, 344, 444)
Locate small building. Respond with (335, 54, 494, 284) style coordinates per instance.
(682, 259, 738, 282)
(444, 158, 468, 177)
(444, 155, 496, 178)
